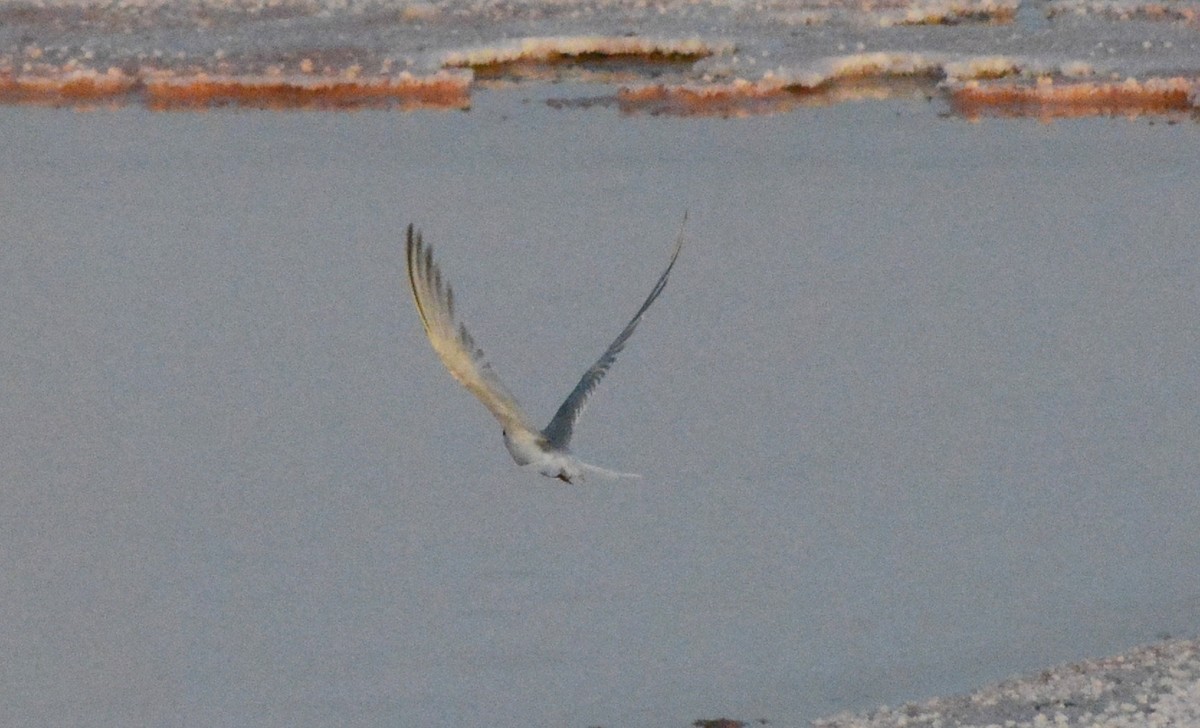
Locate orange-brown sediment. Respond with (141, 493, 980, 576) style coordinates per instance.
(143, 74, 470, 110)
(949, 76, 1197, 118)
(0, 70, 137, 105)
(0, 70, 470, 110)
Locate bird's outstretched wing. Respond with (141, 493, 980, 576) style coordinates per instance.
(541, 216, 686, 449)
(406, 225, 537, 434)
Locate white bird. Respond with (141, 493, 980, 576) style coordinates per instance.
(405, 219, 684, 484)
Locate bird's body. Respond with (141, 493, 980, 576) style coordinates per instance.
(405, 220, 684, 483)
(501, 428, 579, 483)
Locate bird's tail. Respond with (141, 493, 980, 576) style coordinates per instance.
(578, 461, 643, 480)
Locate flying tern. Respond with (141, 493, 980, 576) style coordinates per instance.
(405, 219, 684, 483)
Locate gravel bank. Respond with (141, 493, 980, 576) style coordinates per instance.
(815, 639, 1200, 728)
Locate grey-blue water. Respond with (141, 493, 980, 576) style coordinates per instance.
(2, 90, 1198, 727)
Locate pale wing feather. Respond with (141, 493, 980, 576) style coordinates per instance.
(406, 225, 537, 434)
(541, 216, 686, 449)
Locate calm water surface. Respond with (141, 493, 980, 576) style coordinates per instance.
(2, 90, 1199, 727)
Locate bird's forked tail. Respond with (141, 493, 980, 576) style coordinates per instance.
(578, 460, 643, 480)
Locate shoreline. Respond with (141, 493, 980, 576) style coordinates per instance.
(812, 638, 1200, 728)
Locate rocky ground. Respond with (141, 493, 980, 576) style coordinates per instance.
(813, 638, 1200, 728)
